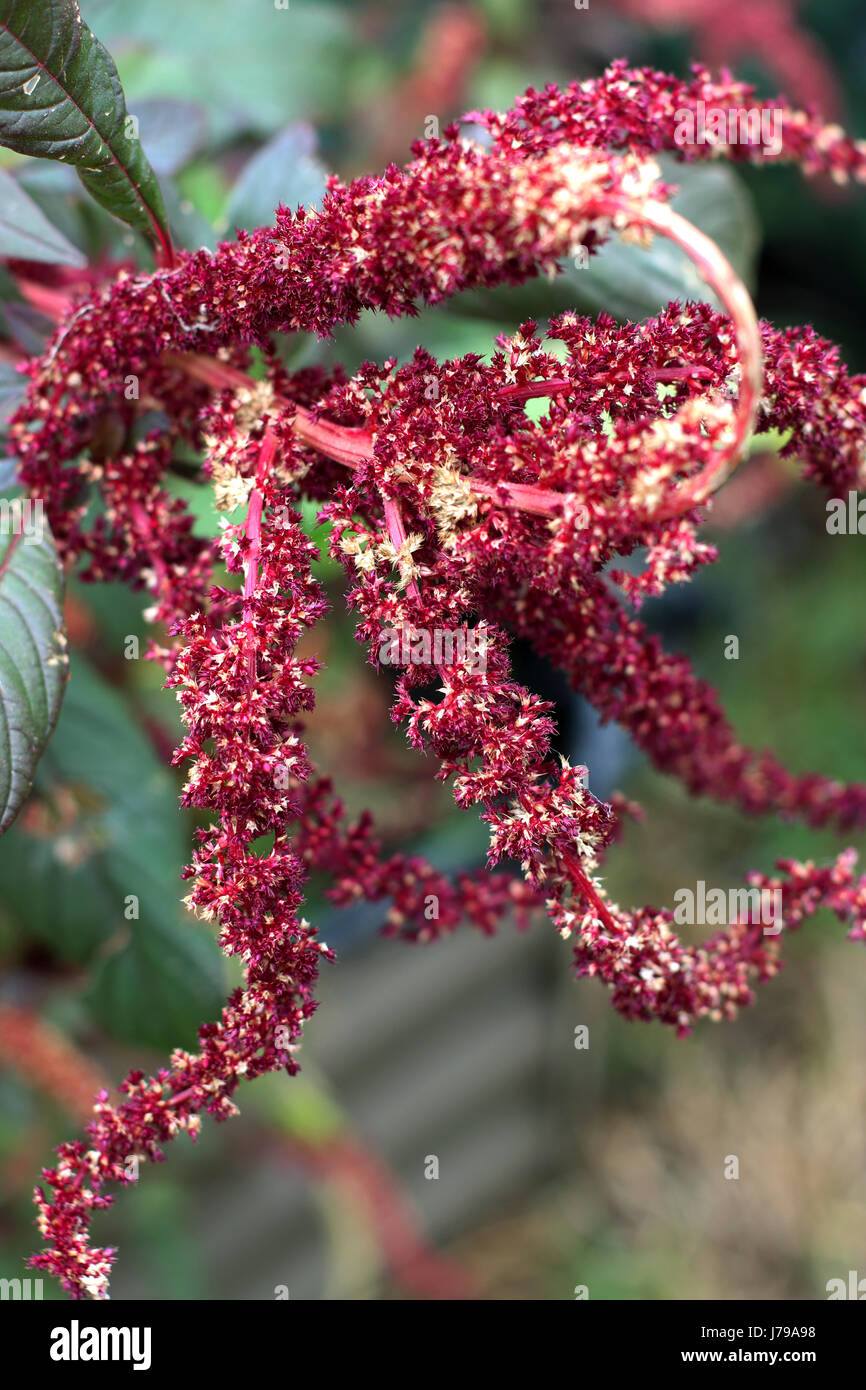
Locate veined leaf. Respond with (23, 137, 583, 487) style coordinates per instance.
(557, 156, 761, 321)
(454, 158, 760, 326)
(0, 654, 225, 1047)
(0, 164, 86, 264)
(222, 123, 328, 235)
(0, 0, 173, 261)
(0, 361, 27, 460)
(135, 97, 208, 177)
(0, 493, 67, 834)
(0, 359, 26, 420)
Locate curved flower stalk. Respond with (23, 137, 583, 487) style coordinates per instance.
(31, 426, 332, 1298)
(10, 64, 866, 1297)
(467, 62, 866, 178)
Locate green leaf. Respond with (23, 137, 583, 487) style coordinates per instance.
(16, 162, 91, 259)
(134, 97, 207, 177)
(0, 299, 53, 355)
(0, 492, 67, 834)
(86, 910, 226, 1053)
(0, 163, 86, 264)
(455, 157, 760, 326)
(0, 654, 224, 1047)
(254, 1069, 345, 1144)
(0, 0, 172, 259)
(0, 361, 27, 459)
(0, 261, 22, 299)
(221, 123, 328, 236)
(0, 360, 26, 420)
(160, 178, 217, 254)
(559, 157, 760, 321)
(91, 0, 355, 141)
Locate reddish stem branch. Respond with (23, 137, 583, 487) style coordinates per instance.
(495, 364, 712, 405)
(383, 495, 451, 683)
(163, 352, 374, 469)
(382, 496, 421, 603)
(496, 377, 574, 403)
(561, 851, 622, 937)
(0, 1006, 105, 1124)
(468, 479, 564, 517)
(15, 278, 75, 320)
(14, 196, 762, 533)
(283, 1134, 477, 1299)
(130, 499, 170, 588)
(169, 352, 564, 518)
(243, 429, 278, 681)
(597, 197, 763, 519)
(166, 1086, 196, 1107)
(652, 365, 714, 382)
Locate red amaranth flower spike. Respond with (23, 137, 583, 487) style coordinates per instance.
(612, 2, 841, 118)
(12, 66, 866, 1298)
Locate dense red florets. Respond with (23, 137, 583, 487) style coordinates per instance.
(15, 64, 866, 1298)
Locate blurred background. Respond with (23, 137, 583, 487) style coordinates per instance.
(2, 0, 866, 1300)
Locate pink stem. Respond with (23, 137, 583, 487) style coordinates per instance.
(495, 364, 712, 406)
(652, 365, 714, 382)
(496, 377, 573, 403)
(382, 496, 421, 604)
(596, 196, 763, 519)
(168, 341, 739, 525)
(561, 850, 621, 937)
(243, 429, 278, 682)
(16, 278, 79, 320)
(382, 496, 450, 683)
(468, 479, 563, 517)
(163, 353, 374, 470)
(21, 199, 760, 533)
(130, 500, 170, 588)
(166, 1087, 197, 1107)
